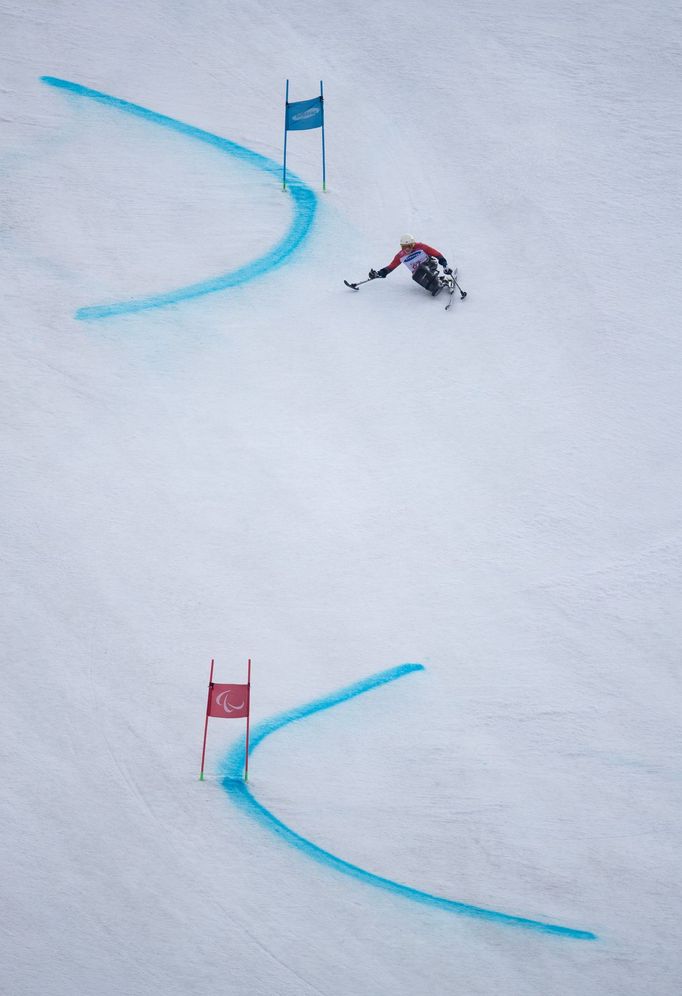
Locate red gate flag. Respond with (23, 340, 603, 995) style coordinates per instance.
(200, 659, 252, 782)
(208, 683, 250, 719)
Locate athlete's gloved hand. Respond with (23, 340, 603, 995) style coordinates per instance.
(377, 268, 388, 278)
(368, 269, 378, 279)
(444, 267, 453, 275)
(437, 256, 447, 267)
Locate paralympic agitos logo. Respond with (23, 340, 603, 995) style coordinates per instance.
(215, 688, 246, 714)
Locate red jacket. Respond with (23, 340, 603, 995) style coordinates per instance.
(384, 242, 446, 274)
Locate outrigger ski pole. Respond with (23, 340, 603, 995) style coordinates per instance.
(344, 278, 375, 290)
(345, 273, 468, 300)
(444, 268, 468, 310)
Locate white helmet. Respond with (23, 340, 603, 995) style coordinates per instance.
(400, 234, 416, 246)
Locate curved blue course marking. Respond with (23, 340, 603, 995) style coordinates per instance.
(221, 664, 597, 941)
(40, 76, 317, 320)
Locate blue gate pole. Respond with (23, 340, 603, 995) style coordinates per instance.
(282, 79, 289, 191)
(320, 80, 327, 192)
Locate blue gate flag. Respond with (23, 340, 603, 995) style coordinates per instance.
(283, 81, 326, 192)
(286, 96, 323, 131)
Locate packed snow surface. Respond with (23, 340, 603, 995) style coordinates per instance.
(2, 1, 681, 993)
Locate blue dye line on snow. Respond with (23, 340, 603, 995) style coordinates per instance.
(40, 76, 317, 319)
(220, 663, 597, 941)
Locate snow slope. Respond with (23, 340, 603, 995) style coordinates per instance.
(2, 1, 681, 993)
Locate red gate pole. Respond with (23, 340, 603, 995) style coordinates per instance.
(244, 658, 252, 782)
(199, 658, 215, 780)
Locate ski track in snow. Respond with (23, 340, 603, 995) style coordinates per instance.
(40, 76, 317, 320)
(220, 664, 597, 942)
